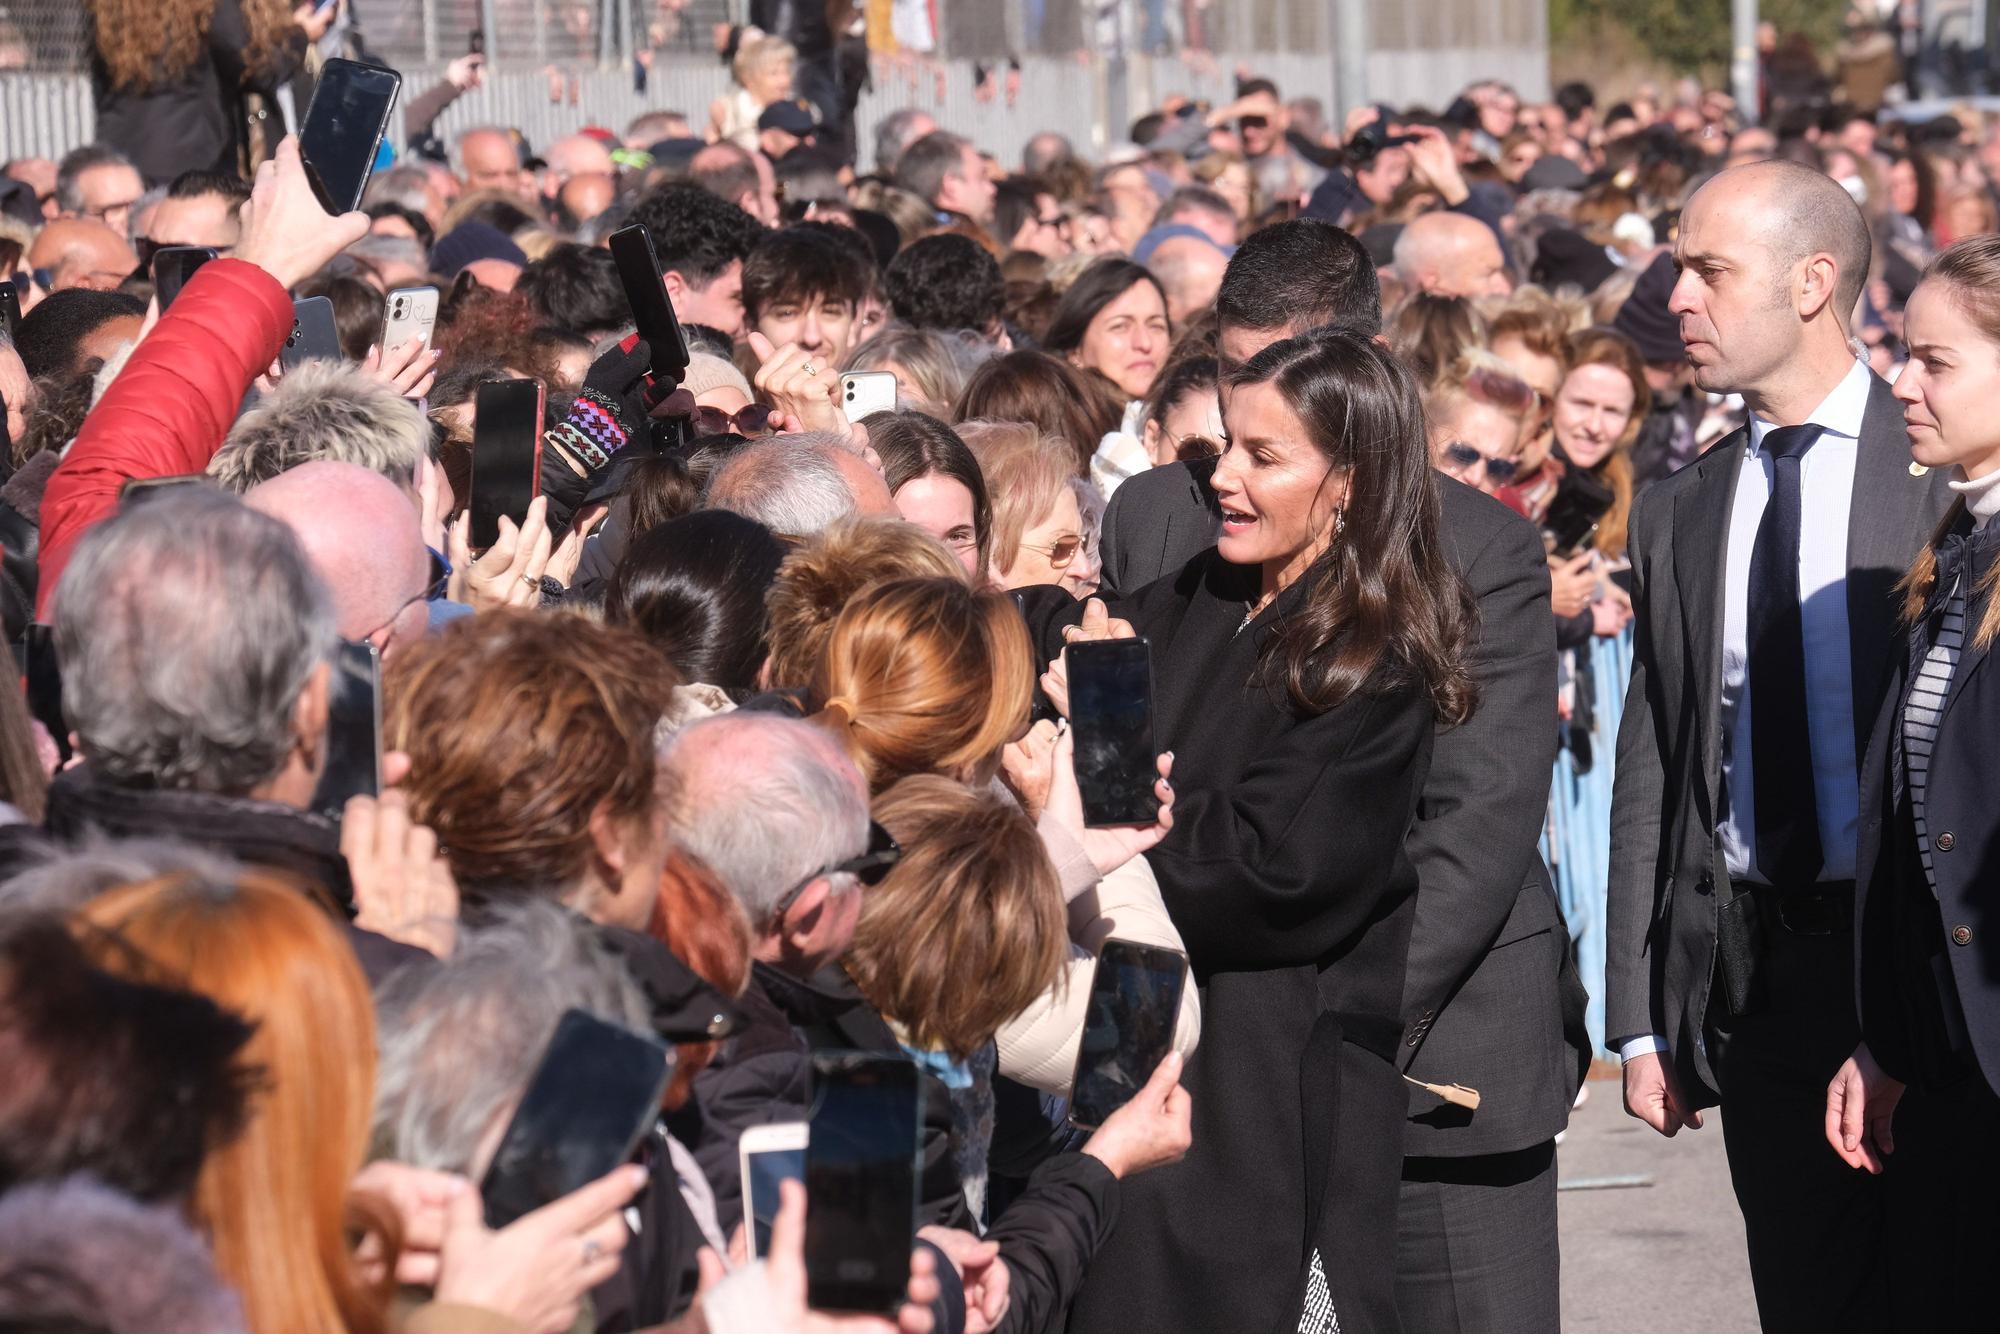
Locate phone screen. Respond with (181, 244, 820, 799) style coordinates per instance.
(479, 1009, 670, 1229)
(805, 1053, 918, 1314)
(744, 1140, 806, 1259)
(1068, 939, 1187, 1129)
(22, 624, 67, 764)
(608, 224, 691, 379)
(469, 379, 545, 549)
(152, 246, 217, 312)
(298, 58, 403, 216)
(312, 640, 380, 818)
(1065, 638, 1158, 827)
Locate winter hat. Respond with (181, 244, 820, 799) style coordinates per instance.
(429, 222, 527, 278)
(682, 351, 754, 402)
(1530, 228, 1620, 295)
(1612, 251, 1686, 364)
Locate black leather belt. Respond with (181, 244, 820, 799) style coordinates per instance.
(1745, 880, 1855, 936)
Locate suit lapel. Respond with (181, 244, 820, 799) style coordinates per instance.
(1673, 429, 1748, 811)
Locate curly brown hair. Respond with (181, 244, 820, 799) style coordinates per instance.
(87, 0, 297, 94)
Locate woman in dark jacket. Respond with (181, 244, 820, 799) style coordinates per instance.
(1023, 328, 1477, 1334)
(83, 0, 327, 184)
(1829, 237, 2000, 1327)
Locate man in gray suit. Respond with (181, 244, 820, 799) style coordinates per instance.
(1102, 220, 1583, 1332)
(1606, 160, 1952, 1331)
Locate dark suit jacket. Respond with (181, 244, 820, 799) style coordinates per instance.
(1856, 511, 2000, 1095)
(1605, 371, 1952, 1106)
(1099, 461, 1582, 1156)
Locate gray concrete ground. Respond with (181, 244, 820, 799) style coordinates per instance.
(1558, 1078, 1758, 1332)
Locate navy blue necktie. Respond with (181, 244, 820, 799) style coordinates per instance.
(1747, 422, 1825, 884)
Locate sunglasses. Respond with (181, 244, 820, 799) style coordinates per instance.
(1019, 531, 1096, 569)
(768, 819, 902, 923)
(1443, 442, 1520, 484)
(1237, 115, 1269, 131)
(690, 403, 776, 438)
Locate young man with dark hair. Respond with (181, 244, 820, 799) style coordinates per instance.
(882, 234, 1004, 342)
(623, 182, 768, 342)
(145, 169, 252, 251)
(516, 243, 630, 341)
(991, 178, 1069, 259)
(1212, 219, 1381, 358)
(740, 225, 873, 367)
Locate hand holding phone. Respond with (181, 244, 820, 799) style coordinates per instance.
(840, 370, 898, 420)
(297, 58, 402, 216)
(1068, 939, 1188, 1129)
(739, 1122, 807, 1259)
(805, 1052, 919, 1314)
(1064, 638, 1160, 827)
(230, 137, 371, 292)
(469, 379, 546, 549)
(608, 224, 690, 381)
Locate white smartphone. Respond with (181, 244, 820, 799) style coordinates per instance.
(839, 370, 898, 421)
(381, 285, 439, 354)
(738, 1121, 808, 1259)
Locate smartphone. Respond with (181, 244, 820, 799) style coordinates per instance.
(805, 1052, 918, 1315)
(22, 623, 66, 765)
(469, 27, 486, 55)
(480, 1009, 671, 1229)
(298, 57, 403, 216)
(840, 371, 898, 420)
(118, 474, 203, 506)
(381, 285, 439, 353)
(152, 245, 217, 312)
(1064, 638, 1159, 827)
(469, 378, 546, 549)
(739, 1121, 808, 1260)
(282, 296, 342, 370)
(0, 283, 18, 339)
(1067, 939, 1188, 1130)
(608, 223, 691, 379)
(311, 640, 380, 819)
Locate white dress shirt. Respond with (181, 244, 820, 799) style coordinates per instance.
(1618, 358, 1872, 1065)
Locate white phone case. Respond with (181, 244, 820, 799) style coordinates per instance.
(840, 371, 899, 421)
(382, 286, 439, 353)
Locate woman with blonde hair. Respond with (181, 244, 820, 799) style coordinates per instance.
(1424, 349, 1538, 498)
(762, 516, 966, 690)
(956, 418, 1101, 598)
(708, 29, 798, 153)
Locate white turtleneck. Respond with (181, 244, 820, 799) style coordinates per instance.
(1951, 463, 2000, 530)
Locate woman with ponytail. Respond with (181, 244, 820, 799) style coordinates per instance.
(1828, 234, 2000, 1322)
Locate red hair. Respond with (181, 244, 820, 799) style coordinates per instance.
(648, 851, 754, 1111)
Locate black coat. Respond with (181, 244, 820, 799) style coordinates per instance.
(89, 0, 307, 185)
(1022, 548, 1434, 1334)
(1857, 510, 2000, 1095)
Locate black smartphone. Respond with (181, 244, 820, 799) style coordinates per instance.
(1065, 638, 1159, 827)
(805, 1052, 918, 1315)
(0, 283, 18, 339)
(469, 378, 546, 549)
(469, 27, 485, 55)
(608, 223, 691, 380)
(311, 639, 380, 818)
(479, 1009, 671, 1229)
(22, 624, 66, 764)
(282, 296, 342, 370)
(298, 57, 403, 216)
(152, 245, 217, 312)
(1067, 938, 1188, 1130)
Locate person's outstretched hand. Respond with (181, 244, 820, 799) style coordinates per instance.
(917, 1227, 1009, 1334)
(363, 338, 443, 400)
(1622, 1050, 1704, 1137)
(1039, 599, 1137, 718)
(448, 498, 557, 610)
(233, 136, 370, 291)
(1081, 1050, 1193, 1179)
(1825, 1043, 1904, 1174)
(748, 332, 850, 436)
(1044, 725, 1174, 875)
(433, 1164, 645, 1334)
(341, 789, 458, 958)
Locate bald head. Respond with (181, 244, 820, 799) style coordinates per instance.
(247, 461, 430, 657)
(1393, 212, 1510, 299)
(1698, 160, 1872, 321)
(543, 134, 615, 183)
(27, 218, 137, 292)
(1147, 236, 1229, 326)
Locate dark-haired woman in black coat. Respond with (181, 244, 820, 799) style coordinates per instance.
(1022, 327, 1477, 1334)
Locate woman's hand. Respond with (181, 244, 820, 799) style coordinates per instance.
(1039, 600, 1137, 718)
(415, 454, 450, 555)
(748, 332, 850, 436)
(1549, 550, 1596, 620)
(234, 136, 370, 291)
(999, 718, 1060, 821)
(340, 789, 458, 958)
(916, 1227, 1010, 1334)
(1081, 1050, 1193, 1179)
(433, 1164, 646, 1334)
(1589, 585, 1632, 638)
(294, 0, 337, 43)
(352, 1160, 462, 1287)
(448, 498, 557, 611)
(363, 337, 442, 401)
(1044, 725, 1174, 876)
(446, 51, 487, 91)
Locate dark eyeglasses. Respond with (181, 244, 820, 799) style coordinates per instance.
(690, 403, 776, 438)
(768, 819, 902, 923)
(1237, 115, 1269, 131)
(1019, 531, 1097, 569)
(1443, 442, 1521, 484)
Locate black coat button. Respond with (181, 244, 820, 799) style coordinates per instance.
(1952, 925, 1973, 946)
(1937, 831, 1956, 852)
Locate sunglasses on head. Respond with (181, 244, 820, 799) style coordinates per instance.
(1443, 442, 1520, 484)
(768, 819, 902, 922)
(689, 403, 776, 438)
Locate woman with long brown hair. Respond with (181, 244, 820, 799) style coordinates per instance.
(84, 0, 331, 183)
(1020, 326, 1476, 1334)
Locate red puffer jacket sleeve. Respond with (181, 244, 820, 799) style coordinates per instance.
(35, 258, 293, 622)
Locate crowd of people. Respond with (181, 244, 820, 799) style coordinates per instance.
(0, 0, 1999, 1330)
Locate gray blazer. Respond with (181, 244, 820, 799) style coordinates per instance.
(1605, 371, 1952, 1105)
(1101, 461, 1585, 1156)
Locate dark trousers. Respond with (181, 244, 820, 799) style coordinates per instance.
(1706, 913, 1886, 1333)
(1879, 1068, 2000, 1330)
(1394, 1142, 1560, 1334)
